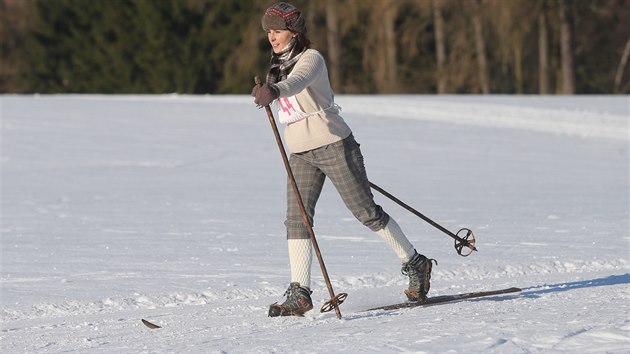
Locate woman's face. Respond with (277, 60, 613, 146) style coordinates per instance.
(267, 29, 295, 53)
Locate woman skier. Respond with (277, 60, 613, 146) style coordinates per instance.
(252, 2, 436, 317)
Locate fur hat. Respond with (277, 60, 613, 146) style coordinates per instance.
(261, 2, 307, 34)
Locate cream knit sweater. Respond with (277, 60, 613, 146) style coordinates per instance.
(273, 49, 352, 153)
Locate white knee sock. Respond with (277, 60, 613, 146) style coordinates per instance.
(375, 218, 416, 262)
(288, 239, 312, 289)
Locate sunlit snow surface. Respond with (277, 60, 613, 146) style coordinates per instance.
(1, 95, 628, 353)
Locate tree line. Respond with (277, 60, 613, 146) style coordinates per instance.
(1, 0, 629, 94)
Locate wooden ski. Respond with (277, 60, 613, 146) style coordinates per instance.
(366, 287, 521, 312)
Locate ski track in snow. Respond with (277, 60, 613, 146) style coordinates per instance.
(1, 95, 629, 353)
(2, 258, 626, 322)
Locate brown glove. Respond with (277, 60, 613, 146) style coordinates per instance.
(254, 84, 279, 107)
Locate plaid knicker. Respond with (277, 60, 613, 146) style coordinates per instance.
(285, 134, 390, 239)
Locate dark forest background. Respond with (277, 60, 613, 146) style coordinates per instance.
(1, 0, 629, 94)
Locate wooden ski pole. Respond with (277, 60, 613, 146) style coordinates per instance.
(254, 77, 346, 318)
(369, 181, 478, 256)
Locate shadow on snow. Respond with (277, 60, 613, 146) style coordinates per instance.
(344, 273, 629, 320)
(517, 273, 630, 299)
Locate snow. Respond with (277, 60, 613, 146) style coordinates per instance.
(1, 94, 629, 353)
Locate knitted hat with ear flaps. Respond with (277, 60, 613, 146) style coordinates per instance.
(261, 2, 307, 34)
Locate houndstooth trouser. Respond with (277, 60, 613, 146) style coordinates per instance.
(285, 134, 390, 239)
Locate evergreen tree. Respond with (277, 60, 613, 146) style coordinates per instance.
(24, 0, 258, 93)
(5, 0, 629, 94)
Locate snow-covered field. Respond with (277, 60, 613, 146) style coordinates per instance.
(1, 94, 628, 353)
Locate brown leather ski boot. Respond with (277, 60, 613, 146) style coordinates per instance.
(402, 252, 437, 302)
(268, 282, 313, 317)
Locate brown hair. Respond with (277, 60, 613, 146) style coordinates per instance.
(295, 33, 311, 50)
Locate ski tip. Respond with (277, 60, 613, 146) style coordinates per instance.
(141, 319, 161, 329)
